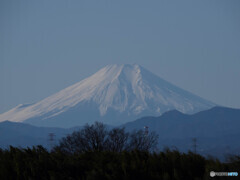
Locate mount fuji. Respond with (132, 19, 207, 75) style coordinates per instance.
(0, 64, 215, 127)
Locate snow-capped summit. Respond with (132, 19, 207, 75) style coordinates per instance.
(0, 64, 215, 127)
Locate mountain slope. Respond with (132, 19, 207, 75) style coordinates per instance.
(0, 64, 215, 127)
(122, 106, 240, 159)
(122, 106, 240, 138)
(0, 121, 72, 149)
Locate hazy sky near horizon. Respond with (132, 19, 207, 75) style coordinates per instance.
(1, 0, 240, 113)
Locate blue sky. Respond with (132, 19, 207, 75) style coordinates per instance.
(1, 0, 240, 113)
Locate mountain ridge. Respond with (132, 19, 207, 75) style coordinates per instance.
(0, 64, 215, 127)
(123, 106, 240, 138)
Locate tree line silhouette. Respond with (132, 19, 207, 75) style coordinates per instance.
(0, 122, 239, 179)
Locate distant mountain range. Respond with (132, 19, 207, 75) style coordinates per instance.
(123, 106, 240, 138)
(0, 121, 72, 149)
(1, 106, 240, 160)
(122, 106, 240, 159)
(0, 64, 214, 127)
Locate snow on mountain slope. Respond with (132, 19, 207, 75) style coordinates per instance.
(0, 64, 215, 127)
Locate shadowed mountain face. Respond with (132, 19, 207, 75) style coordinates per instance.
(122, 106, 240, 159)
(0, 106, 239, 160)
(0, 121, 72, 149)
(0, 64, 214, 127)
(122, 106, 240, 138)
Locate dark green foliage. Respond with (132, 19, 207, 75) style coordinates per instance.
(0, 146, 240, 180)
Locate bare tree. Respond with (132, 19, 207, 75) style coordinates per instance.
(106, 127, 129, 152)
(82, 122, 108, 151)
(127, 130, 158, 152)
(54, 122, 158, 154)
